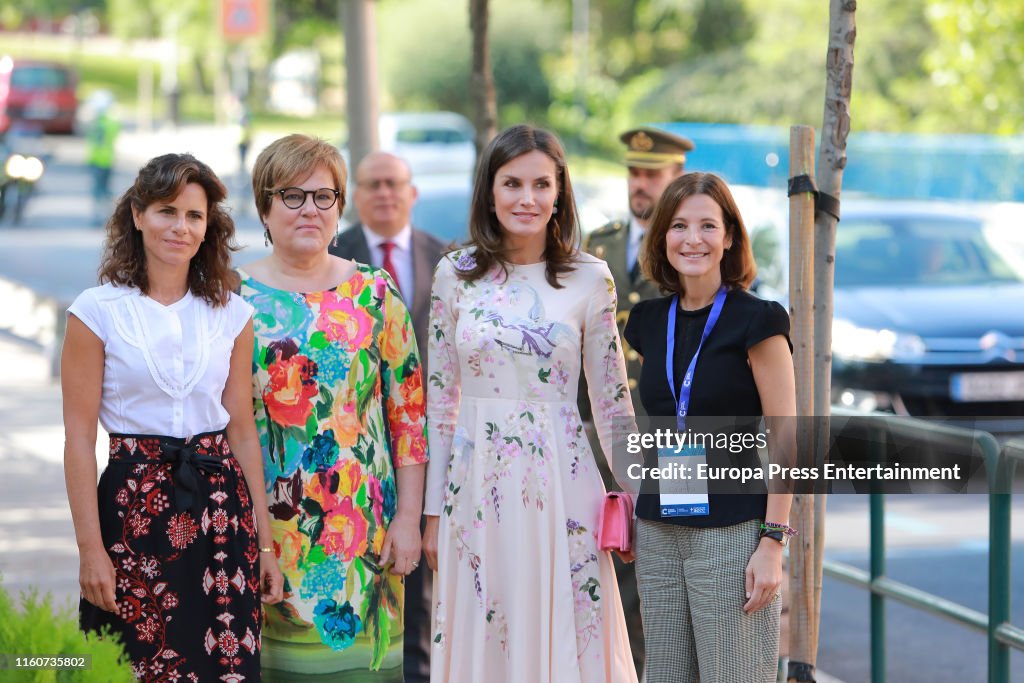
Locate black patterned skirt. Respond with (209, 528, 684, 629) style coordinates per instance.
(80, 431, 262, 682)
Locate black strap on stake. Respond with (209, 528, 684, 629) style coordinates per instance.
(787, 660, 817, 682)
(787, 173, 841, 222)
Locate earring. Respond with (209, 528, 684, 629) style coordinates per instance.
(263, 225, 271, 247)
(331, 230, 339, 249)
(552, 202, 558, 215)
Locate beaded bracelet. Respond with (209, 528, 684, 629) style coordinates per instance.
(760, 522, 798, 537)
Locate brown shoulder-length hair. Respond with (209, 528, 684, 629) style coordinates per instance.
(459, 124, 580, 288)
(98, 153, 239, 306)
(642, 172, 757, 295)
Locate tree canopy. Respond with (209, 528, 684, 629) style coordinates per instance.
(4, 0, 1019, 151)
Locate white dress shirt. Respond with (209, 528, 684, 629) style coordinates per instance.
(67, 283, 253, 438)
(361, 223, 414, 301)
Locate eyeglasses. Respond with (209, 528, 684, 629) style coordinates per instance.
(272, 187, 340, 210)
(356, 178, 410, 192)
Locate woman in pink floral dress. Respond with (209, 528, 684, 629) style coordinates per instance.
(422, 125, 638, 682)
(240, 135, 427, 682)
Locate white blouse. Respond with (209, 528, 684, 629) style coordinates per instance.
(67, 283, 253, 438)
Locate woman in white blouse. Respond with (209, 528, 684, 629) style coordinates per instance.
(62, 153, 283, 681)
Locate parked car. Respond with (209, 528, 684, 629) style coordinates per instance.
(751, 201, 1024, 419)
(266, 50, 319, 118)
(0, 56, 77, 135)
(341, 112, 477, 178)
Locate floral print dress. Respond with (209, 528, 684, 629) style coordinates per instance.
(239, 265, 427, 681)
(423, 250, 639, 683)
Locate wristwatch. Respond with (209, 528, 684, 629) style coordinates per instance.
(758, 528, 789, 547)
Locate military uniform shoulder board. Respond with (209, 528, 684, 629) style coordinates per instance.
(584, 220, 627, 259)
(590, 220, 626, 237)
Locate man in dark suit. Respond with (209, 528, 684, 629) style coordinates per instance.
(329, 151, 445, 683)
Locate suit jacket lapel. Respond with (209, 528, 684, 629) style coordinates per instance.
(410, 229, 433, 322)
(338, 224, 373, 264)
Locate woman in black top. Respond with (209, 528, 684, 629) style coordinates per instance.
(623, 172, 795, 683)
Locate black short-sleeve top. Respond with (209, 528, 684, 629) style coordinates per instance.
(622, 288, 791, 528)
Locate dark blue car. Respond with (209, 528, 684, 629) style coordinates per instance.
(753, 201, 1024, 421)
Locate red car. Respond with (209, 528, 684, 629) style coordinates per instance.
(0, 56, 78, 135)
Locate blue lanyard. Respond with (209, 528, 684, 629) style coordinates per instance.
(666, 285, 727, 432)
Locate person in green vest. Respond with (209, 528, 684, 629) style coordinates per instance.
(580, 125, 694, 678)
(85, 90, 119, 225)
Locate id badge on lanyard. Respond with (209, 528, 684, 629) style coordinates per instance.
(659, 286, 727, 518)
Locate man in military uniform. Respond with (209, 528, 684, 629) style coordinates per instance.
(584, 126, 694, 409)
(581, 126, 693, 677)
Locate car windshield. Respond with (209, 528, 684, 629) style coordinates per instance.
(834, 216, 1024, 287)
(11, 66, 69, 89)
(395, 128, 471, 144)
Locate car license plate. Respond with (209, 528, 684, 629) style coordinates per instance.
(950, 371, 1024, 402)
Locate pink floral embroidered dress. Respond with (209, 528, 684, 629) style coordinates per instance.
(424, 250, 638, 683)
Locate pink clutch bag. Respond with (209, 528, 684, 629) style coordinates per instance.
(597, 492, 634, 552)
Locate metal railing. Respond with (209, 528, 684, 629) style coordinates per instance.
(821, 413, 1023, 683)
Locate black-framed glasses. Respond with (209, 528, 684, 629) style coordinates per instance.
(272, 187, 340, 210)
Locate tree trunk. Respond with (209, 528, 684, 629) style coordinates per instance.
(469, 0, 497, 158)
(787, 126, 818, 683)
(788, 2, 857, 682)
(343, 0, 380, 173)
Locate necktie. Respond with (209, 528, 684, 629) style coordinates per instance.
(380, 241, 401, 292)
(630, 233, 644, 283)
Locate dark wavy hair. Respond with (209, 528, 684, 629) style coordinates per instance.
(98, 153, 239, 306)
(459, 124, 580, 288)
(642, 172, 757, 295)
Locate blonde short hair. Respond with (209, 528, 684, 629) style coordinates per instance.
(252, 134, 348, 220)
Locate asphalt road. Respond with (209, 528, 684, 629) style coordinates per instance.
(1, 129, 267, 304)
(817, 496, 1024, 682)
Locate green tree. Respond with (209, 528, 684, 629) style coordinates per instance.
(378, 0, 561, 126)
(635, 0, 951, 134)
(925, 0, 1024, 134)
(0, 0, 101, 29)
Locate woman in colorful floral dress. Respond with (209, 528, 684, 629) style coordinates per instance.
(240, 134, 427, 682)
(422, 125, 639, 682)
(63, 153, 283, 682)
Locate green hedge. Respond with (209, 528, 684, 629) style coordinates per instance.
(0, 579, 135, 682)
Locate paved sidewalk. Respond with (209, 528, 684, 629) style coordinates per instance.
(0, 335, 99, 610)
